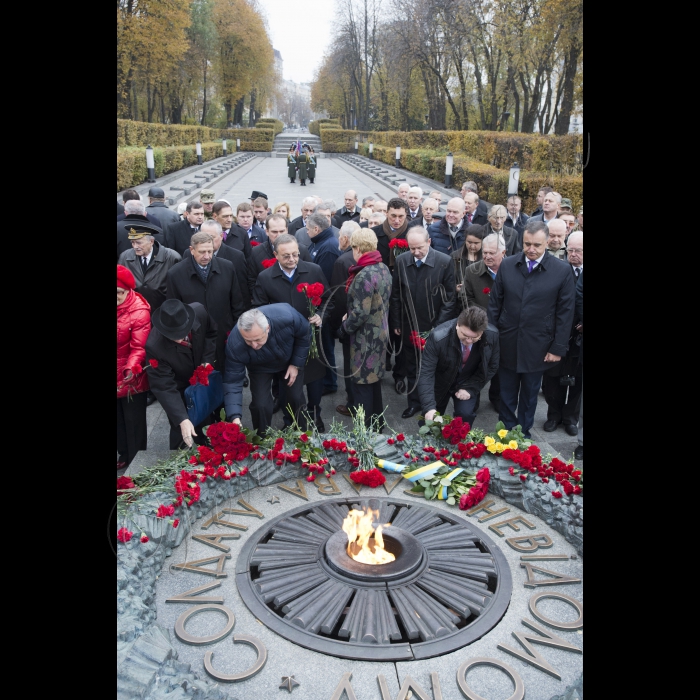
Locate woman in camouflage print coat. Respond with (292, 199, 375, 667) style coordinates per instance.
(336, 228, 392, 428)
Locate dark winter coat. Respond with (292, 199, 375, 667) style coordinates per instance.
(146, 201, 180, 227)
(390, 246, 458, 333)
(166, 255, 246, 373)
(116, 290, 151, 398)
(222, 224, 253, 260)
(164, 220, 202, 257)
(223, 303, 311, 419)
(296, 225, 340, 248)
(575, 270, 583, 364)
(182, 244, 251, 313)
(118, 241, 182, 312)
(370, 223, 408, 269)
(460, 259, 496, 311)
(332, 206, 361, 229)
(247, 239, 312, 296)
(288, 215, 306, 237)
(307, 227, 341, 284)
(505, 212, 529, 239)
(144, 302, 217, 425)
(482, 223, 521, 256)
(338, 262, 393, 384)
(417, 320, 500, 412)
(487, 252, 576, 374)
(117, 215, 165, 260)
(428, 218, 469, 256)
(328, 249, 355, 329)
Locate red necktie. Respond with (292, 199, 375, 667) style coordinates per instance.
(467, 213, 473, 224)
(462, 343, 471, 366)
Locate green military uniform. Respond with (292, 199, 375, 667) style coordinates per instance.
(287, 151, 297, 182)
(297, 151, 309, 186)
(200, 189, 216, 220)
(307, 151, 317, 183)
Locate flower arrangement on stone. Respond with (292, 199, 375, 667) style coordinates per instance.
(297, 282, 325, 360)
(348, 405, 386, 487)
(482, 421, 531, 454)
(189, 362, 215, 386)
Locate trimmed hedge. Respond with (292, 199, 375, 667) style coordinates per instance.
(309, 118, 340, 137)
(255, 118, 284, 136)
(117, 119, 274, 149)
(116, 138, 269, 191)
(321, 128, 583, 173)
(360, 144, 582, 214)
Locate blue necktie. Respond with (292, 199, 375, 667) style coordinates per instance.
(415, 259, 423, 268)
(528, 260, 536, 273)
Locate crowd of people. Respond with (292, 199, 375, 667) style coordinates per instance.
(117, 179, 583, 470)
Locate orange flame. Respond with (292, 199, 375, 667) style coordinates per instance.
(342, 508, 395, 565)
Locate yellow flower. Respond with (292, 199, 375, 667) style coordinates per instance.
(484, 436, 495, 446)
(495, 442, 505, 452)
(497, 429, 508, 439)
(509, 440, 519, 450)
(487, 443, 498, 453)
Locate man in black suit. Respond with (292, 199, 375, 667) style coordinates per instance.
(236, 202, 268, 245)
(252, 197, 271, 240)
(487, 221, 576, 439)
(182, 220, 251, 312)
(418, 306, 500, 426)
(164, 200, 205, 256)
(166, 231, 246, 375)
(529, 186, 553, 218)
(145, 299, 217, 449)
(145, 186, 180, 227)
(333, 190, 361, 228)
(464, 192, 488, 226)
(117, 200, 165, 259)
(506, 195, 529, 241)
(461, 181, 491, 220)
(390, 227, 458, 418)
(247, 214, 312, 296)
(251, 233, 333, 431)
(288, 197, 318, 238)
(408, 197, 439, 233)
(210, 200, 252, 261)
(542, 231, 583, 435)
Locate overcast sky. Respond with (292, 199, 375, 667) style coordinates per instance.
(256, 0, 336, 83)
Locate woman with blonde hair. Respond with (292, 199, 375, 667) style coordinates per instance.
(272, 202, 291, 223)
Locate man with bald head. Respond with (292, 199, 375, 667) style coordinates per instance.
(429, 197, 469, 256)
(397, 183, 410, 201)
(333, 190, 361, 227)
(542, 231, 583, 436)
(546, 219, 568, 260)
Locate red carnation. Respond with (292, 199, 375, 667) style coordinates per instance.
(250, 240, 260, 247)
(306, 474, 315, 482)
(172, 519, 180, 528)
(148, 359, 159, 368)
(140, 534, 149, 543)
(262, 259, 276, 269)
(117, 476, 135, 495)
(299, 433, 309, 443)
(520, 474, 527, 481)
(396, 433, 405, 441)
(311, 296, 322, 307)
(483, 287, 491, 294)
(573, 485, 581, 495)
(562, 480, 574, 495)
(476, 467, 491, 483)
(387, 438, 395, 444)
(551, 491, 563, 499)
(297, 283, 308, 292)
(117, 527, 133, 543)
(240, 466, 249, 476)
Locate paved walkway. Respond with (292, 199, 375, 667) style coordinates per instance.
(124, 148, 582, 474)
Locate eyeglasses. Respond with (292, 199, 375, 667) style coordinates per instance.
(279, 253, 299, 259)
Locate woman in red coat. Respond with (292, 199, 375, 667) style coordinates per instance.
(117, 265, 151, 469)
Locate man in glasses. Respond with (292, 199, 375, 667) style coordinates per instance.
(251, 233, 333, 431)
(417, 306, 500, 427)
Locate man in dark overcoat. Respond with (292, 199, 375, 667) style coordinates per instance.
(390, 227, 458, 418)
(145, 300, 217, 449)
(247, 214, 312, 296)
(487, 220, 576, 438)
(145, 186, 180, 227)
(223, 304, 311, 433)
(166, 231, 246, 374)
(182, 220, 251, 312)
(417, 306, 499, 426)
(211, 201, 253, 260)
(164, 201, 205, 256)
(251, 233, 333, 430)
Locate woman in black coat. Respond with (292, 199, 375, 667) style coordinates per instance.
(145, 300, 217, 449)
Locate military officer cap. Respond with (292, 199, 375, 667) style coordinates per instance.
(559, 198, 573, 211)
(200, 189, 216, 203)
(249, 190, 268, 201)
(125, 221, 162, 240)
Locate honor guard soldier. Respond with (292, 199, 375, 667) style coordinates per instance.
(287, 146, 297, 183)
(297, 148, 309, 186)
(307, 148, 317, 184)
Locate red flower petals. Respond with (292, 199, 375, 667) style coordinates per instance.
(262, 258, 276, 269)
(349, 468, 386, 487)
(117, 527, 133, 543)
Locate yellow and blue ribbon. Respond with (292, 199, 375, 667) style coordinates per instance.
(437, 468, 464, 499)
(376, 459, 407, 473)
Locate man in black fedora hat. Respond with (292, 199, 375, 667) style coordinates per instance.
(145, 299, 217, 449)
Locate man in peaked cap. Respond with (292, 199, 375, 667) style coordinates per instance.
(117, 206, 164, 260)
(200, 189, 216, 219)
(249, 190, 268, 202)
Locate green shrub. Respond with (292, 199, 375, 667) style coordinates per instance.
(255, 118, 284, 136)
(359, 144, 583, 213)
(309, 118, 340, 137)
